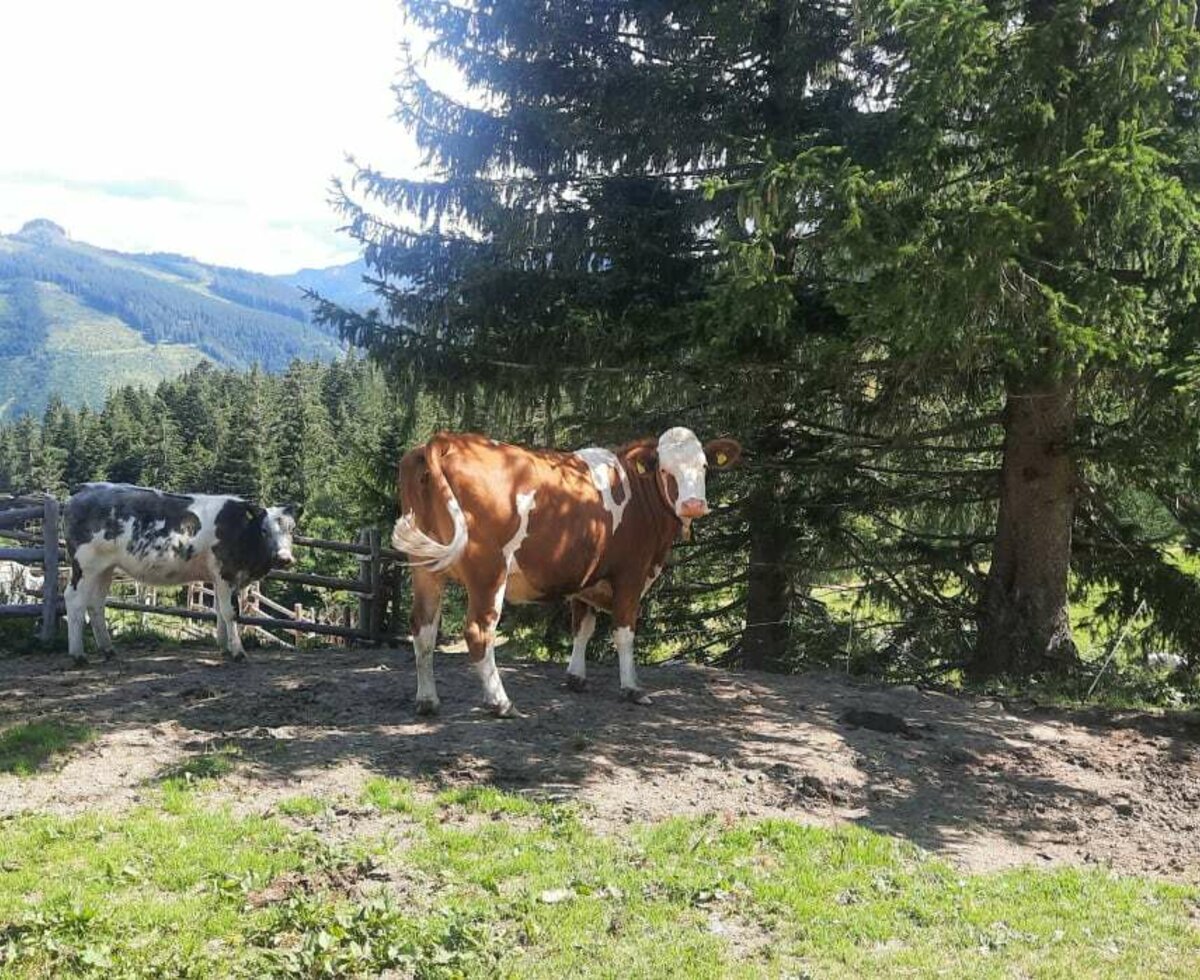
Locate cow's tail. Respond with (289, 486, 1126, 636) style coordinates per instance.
(392, 440, 468, 572)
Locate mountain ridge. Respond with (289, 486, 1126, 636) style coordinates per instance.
(0, 220, 371, 420)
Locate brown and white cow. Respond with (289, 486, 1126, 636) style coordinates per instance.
(394, 427, 741, 716)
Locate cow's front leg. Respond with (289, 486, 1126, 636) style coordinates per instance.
(212, 578, 246, 661)
(565, 598, 595, 692)
(465, 575, 517, 717)
(64, 572, 89, 666)
(613, 588, 652, 705)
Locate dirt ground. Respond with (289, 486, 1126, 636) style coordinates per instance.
(3, 643, 1200, 882)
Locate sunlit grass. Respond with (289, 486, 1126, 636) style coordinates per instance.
(1, 785, 1197, 978)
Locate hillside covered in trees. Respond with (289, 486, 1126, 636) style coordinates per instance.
(0, 219, 365, 420)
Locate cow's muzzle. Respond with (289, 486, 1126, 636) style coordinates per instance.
(678, 498, 709, 519)
(274, 553, 296, 569)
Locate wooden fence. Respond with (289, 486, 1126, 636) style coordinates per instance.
(0, 494, 59, 643)
(0, 493, 407, 647)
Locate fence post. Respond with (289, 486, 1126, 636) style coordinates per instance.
(368, 528, 382, 645)
(39, 495, 60, 644)
(357, 529, 371, 642)
(390, 563, 403, 640)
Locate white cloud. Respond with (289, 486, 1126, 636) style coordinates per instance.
(0, 0, 419, 273)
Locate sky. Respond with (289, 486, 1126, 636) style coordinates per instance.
(0, 1, 420, 274)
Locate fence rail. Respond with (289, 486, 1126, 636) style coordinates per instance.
(0, 493, 402, 648)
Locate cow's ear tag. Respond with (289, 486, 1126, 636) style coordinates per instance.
(635, 460, 647, 475)
(716, 452, 728, 466)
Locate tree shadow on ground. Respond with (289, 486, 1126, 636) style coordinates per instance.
(2, 642, 1198, 878)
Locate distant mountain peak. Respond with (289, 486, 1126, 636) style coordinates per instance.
(15, 219, 68, 244)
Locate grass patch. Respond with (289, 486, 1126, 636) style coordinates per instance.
(276, 795, 328, 818)
(362, 776, 428, 817)
(436, 784, 543, 817)
(156, 744, 241, 808)
(2, 785, 1198, 977)
(0, 798, 307, 976)
(0, 720, 92, 776)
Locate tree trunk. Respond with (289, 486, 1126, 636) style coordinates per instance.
(972, 376, 1079, 677)
(740, 480, 790, 670)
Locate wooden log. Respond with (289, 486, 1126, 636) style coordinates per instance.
(0, 494, 50, 508)
(0, 604, 43, 618)
(291, 534, 407, 563)
(0, 505, 46, 527)
(0, 547, 41, 562)
(252, 589, 294, 618)
(293, 534, 372, 556)
(101, 598, 377, 640)
(0, 527, 39, 544)
(264, 568, 370, 594)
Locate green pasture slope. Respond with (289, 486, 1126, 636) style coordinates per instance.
(0, 736, 1197, 978)
(0, 283, 205, 419)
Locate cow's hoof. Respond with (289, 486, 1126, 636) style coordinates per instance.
(225, 650, 247, 663)
(620, 687, 654, 706)
(564, 672, 588, 692)
(101, 648, 117, 662)
(415, 698, 441, 717)
(492, 700, 522, 719)
(70, 655, 89, 669)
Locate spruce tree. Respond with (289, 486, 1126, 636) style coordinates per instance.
(750, 0, 1200, 675)
(319, 0, 868, 667)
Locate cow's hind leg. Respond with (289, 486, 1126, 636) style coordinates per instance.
(565, 598, 595, 692)
(411, 568, 446, 716)
(86, 568, 116, 660)
(464, 572, 517, 718)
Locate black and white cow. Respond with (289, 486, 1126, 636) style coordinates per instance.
(64, 483, 300, 664)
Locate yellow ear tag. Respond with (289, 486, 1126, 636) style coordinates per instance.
(635, 460, 647, 475)
(716, 452, 728, 466)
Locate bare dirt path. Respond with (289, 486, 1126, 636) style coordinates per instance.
(3, 644, 1199, 881)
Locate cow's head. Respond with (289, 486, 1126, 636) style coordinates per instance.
(264, 503, 302, 568)
(628, 428, 742, 522)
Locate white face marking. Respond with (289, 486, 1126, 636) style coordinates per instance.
(501, 490, 536, 574)
(657, 427, 708, 517)
(266, 507, 297, 566)
(575, 447, 631, 532)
